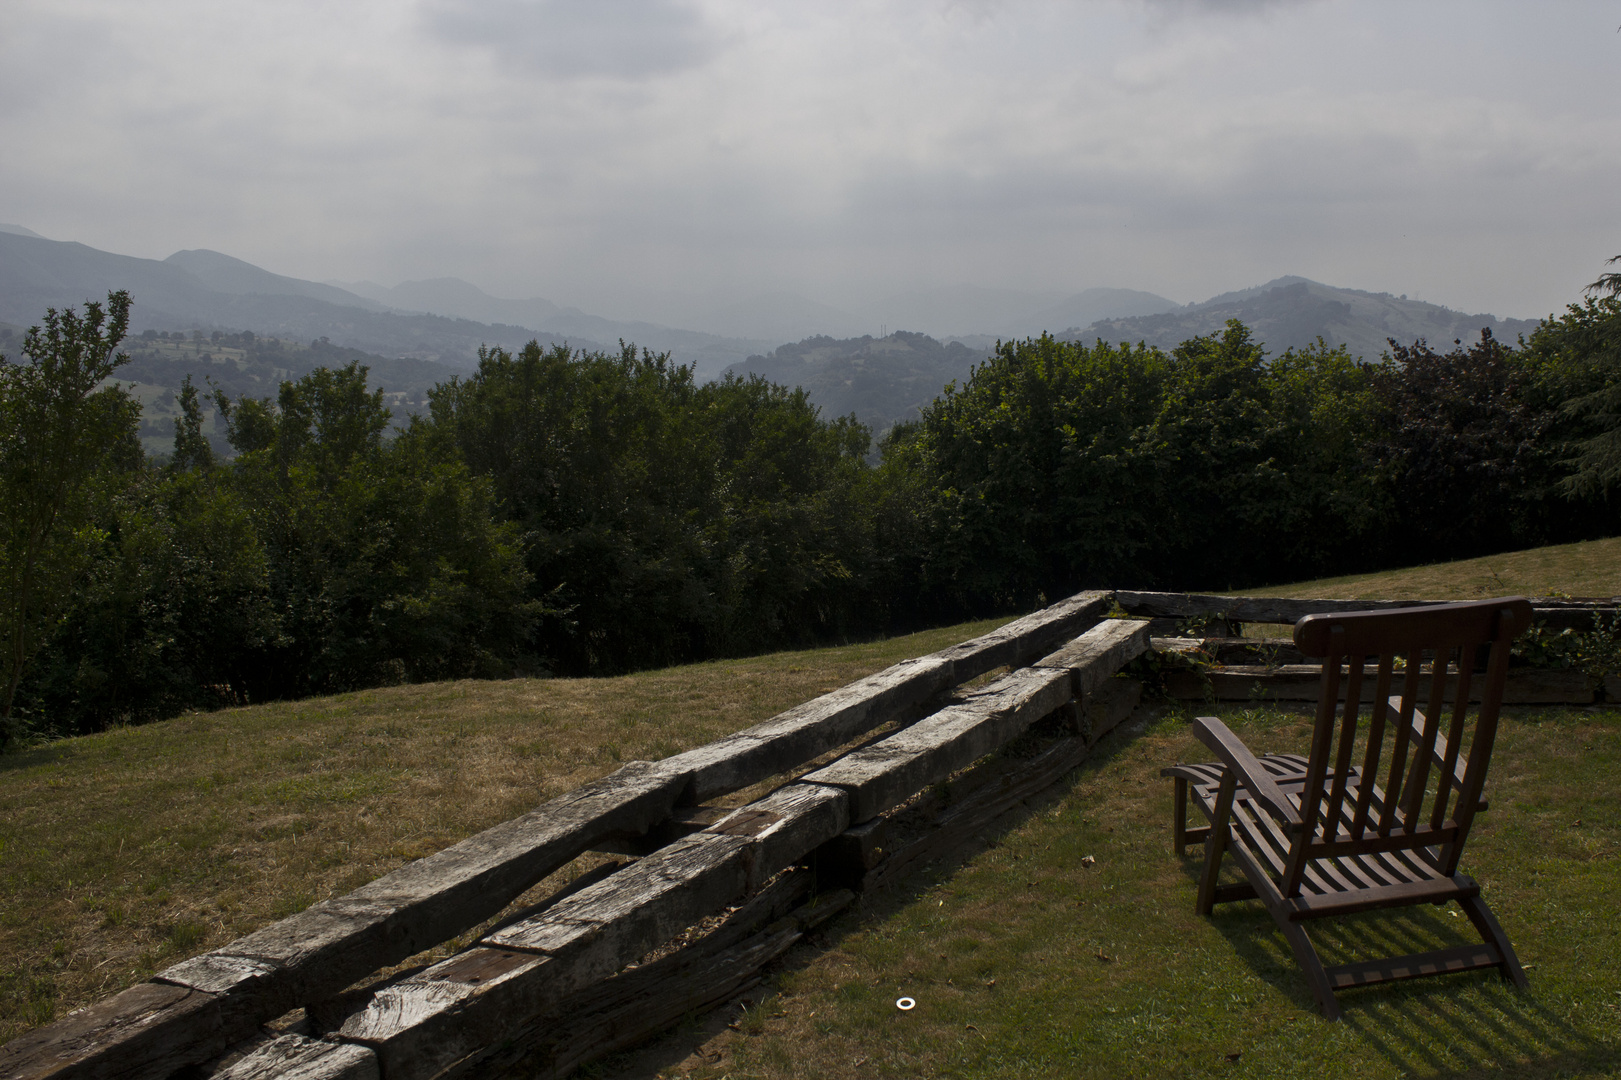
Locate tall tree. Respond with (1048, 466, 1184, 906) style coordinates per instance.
(1555, 259, 1621, 497)
(0, 291, 139, 741)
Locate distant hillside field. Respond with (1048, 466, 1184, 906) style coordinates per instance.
(113, 331, 457, 456)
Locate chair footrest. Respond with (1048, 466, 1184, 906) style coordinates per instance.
(1325, 943, 1503, 989)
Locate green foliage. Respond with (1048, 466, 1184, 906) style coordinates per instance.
(0, 292, 141, 742)
(208, 361, 540, 698)
(9, 260, 1621, 738)
(1521, 294, 1621, 499)
(1511, 614, 1621, 678)
(14, 358, 537, 736)
(896, 323, 1381, 608)
(430, 340, 884, 672)
(1364, 328, 1569, 561)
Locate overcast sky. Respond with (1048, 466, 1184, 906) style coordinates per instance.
(2, 0, 1617, 321)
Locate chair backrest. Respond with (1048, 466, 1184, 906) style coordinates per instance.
(1284, 597, 1533, 897)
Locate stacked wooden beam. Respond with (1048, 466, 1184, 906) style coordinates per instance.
(5, 592, 1152, 1080)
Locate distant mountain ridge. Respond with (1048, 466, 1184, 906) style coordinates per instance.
(1065, 277, 1539, 360)
(0, 232, 771, 376)
(728, 279, 1544, 438)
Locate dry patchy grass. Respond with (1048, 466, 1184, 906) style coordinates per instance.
(660, 704, 1621, 1080)
(0, 618, 1003, 1044)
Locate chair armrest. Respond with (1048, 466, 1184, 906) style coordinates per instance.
(1192, 716, 1304, 833)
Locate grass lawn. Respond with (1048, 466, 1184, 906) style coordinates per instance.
(681, 703, 1620, 1079)
(3, 538, 1619, 1077)
(1239, 535, 1621, 601)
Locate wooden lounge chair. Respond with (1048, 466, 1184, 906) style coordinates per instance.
(1162, 597, 1532, 1019)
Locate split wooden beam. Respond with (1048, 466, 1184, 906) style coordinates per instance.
(328, 783, 853, 1080)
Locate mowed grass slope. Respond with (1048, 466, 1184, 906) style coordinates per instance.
(1240, 535, 1621, 601)
(2, 538, 1618, 1077)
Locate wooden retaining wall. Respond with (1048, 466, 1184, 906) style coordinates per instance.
(1119, 591, 1621, 705)
(6, 589, 1611, 1080)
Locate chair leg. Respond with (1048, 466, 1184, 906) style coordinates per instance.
(1196, 772, 1235, 916)
(1276, 918, 1341, 1021)
(1172, 776, 1189, 851)
(1458, 894, 1529, 989)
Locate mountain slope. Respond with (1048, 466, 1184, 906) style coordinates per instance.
(0, 231, 595, 364)
(166, 249, 388, 311)
(1066, 277, 1539, 360)
(727, 331, 991, 436)
(330, 276, 775, 379)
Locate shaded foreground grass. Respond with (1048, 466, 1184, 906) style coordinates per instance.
(0, 618, 1003, 1045)
(673, 704, 1621, 1080)
(1240, 535, 1621, 601)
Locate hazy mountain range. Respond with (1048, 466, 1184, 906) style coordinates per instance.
(1065, 277, 1541, 362)
(1, 223, 1549, 444)
(0, 227, 1186, 378)
(729, 278, 1547, 437)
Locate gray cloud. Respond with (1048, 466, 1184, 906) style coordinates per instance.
(420, 0, 720, 80)
(0, 0, 1615, 326)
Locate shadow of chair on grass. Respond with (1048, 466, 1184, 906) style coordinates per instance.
(1184, 854, 1613, 1078)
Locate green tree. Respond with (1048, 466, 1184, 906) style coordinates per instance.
(898, 323, 1379, 608)
(1548, 259, 1621, 498)
(215, 360, 537, 696)
(170, 374, 214, 471)
(0, 291, 140, 741)
(429, 339, 882, 672)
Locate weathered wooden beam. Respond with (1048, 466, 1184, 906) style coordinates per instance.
(1029, 617, 1153, 700)
(1201, 637, 1309, 665)
(655, 590, 1111, 803)
(800, 667, 1073, 822)
(802, 618, 1152, 823)
(335, 783, 852, 1080)
(0, 982, 225, 1080)
(1116, 590, 1617, 633)
(212, 1036, 378, 1080)
(858, 677, 1143, 894)
(480, 877, 851, 1080)
(1163, 664, 1598, 704)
